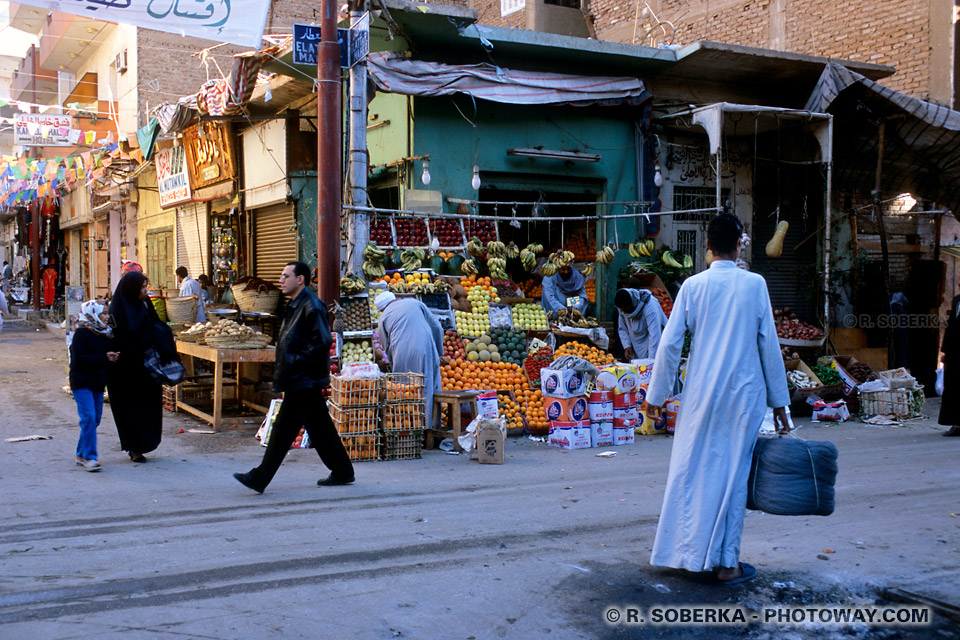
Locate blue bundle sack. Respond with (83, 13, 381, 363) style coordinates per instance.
(747, 437, 838, 516)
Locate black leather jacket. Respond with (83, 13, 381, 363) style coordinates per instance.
(274, 288, 332, 392)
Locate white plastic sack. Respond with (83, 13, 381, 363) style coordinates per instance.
(759, 406, 794, 435)
(457, 415, 483, 454)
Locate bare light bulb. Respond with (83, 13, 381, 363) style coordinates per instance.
(421, 159, 431, 186)
(471, 165, 481, 190)
(653, 164, 663, 187)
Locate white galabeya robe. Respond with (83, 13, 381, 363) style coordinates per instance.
(646, 260, 789, 571)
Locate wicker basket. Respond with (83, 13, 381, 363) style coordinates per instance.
(859, 385, 924, 419)
(204, 332, 271, 350)
(166, 296, 199, 323)
(233, 284, 281, 313)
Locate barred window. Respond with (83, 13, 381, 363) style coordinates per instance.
(672, 186, 729, 222)
(676, 229, 698, 264)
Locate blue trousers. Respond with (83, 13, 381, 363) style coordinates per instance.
(74, 388, 104, 461)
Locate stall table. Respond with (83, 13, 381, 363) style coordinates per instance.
(175, 341, 275, 431)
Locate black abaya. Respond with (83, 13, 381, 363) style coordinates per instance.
(107, 272, 163, 454)
(939, 296, 960, 426)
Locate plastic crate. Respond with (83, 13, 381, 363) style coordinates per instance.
(329, 402, 380, 435)
(859, 385, 924, 419)
(383, 372, 425, 404)
(162, 385, 177, 412)
(382, 430, 423, 460)
(341, 433, 381, 462)
(330, 376, 380, 406)
(381, 402, 426, 433)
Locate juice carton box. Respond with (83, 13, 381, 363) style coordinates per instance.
(548, 421, 592, 450)
(540, 368, 587, 399)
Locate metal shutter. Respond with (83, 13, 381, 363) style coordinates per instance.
(175, 203, 209, 285)
(253, 203, 298, 283)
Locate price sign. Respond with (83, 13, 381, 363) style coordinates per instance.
(566, 296, 583, 308)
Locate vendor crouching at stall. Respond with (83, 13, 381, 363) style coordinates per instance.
(375, 292, 444, 430)
(615, 288, 667, 360)
(542, 265, 588, 315)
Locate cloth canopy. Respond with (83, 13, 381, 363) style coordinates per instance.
(805, 63, 960, 212)
(366, 52, 648, 105)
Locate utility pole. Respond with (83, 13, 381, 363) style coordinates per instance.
(316, 0, 342, 306)
(346, 8, 369, 277)
(872, 119, 892, 368)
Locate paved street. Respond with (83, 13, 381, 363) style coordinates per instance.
(1, 327, 959, 639)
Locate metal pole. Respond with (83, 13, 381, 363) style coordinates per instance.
(31, 202, 40, 311)
(317, 0, 342, 306)
(873, 120, 892, 368)
(346, 10, 369, 277)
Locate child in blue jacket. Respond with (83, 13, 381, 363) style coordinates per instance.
(70, 300, 119, 471)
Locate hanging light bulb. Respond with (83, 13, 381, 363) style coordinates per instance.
(420, 158, 431, 186)
(471, 165, 481, 190)
(653, 164, 663, 187)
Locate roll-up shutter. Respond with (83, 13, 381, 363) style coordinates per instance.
(253, 203, 298, 283)
(175, 202, 209, 283)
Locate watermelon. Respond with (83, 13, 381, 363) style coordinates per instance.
(428, 255, 446, 274)
(445, 254, 465, 276)
(388, 249, 404, 270)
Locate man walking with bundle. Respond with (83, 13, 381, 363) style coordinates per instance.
(234, 261, 354, 493)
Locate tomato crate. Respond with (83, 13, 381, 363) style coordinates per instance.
(330, 375, 380, 406)
(329, 402, 380, 435)
(381, 402, 426, 433)
(383, 372, 425, 404)
(162, 385, 177, 412)
(382, 430, 423, 460)
(341, 433, 381, 462)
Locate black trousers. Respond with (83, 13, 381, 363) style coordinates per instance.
(249, 388, 354, 488)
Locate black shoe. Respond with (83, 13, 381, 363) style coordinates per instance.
(129, 452, 146, 463)
(233, 472, 265, 494)
(317, 473, 355, 486)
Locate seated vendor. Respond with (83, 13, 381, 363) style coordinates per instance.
(542, 265, 589, 315)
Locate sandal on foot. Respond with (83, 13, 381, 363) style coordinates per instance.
(128, 452, 147, 463)
(943, 426, 960, 437)
(719, 562, 757, 586)
(84, 459, 101, 472)
(75, 456, 85, 466)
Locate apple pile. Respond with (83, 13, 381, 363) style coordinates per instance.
(430, 219, 463, 247)
(395, 218, 428, 246)
(443, 330, 466, 360)
(774, 307, 824, 340)
(371, 218, 393, 245)
(463, 219, 497, 243)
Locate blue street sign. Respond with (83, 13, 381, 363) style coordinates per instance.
(293, 22, 368, 68)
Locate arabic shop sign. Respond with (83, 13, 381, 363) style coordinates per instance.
(14, 0, 269, 47)
(182, 121, 236, 190)
(293, 19, 369, 68)
(155, 145, 192, 208)
(14, 114, 73, 147)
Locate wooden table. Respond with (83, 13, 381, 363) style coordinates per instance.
(175, 341, 276, 432)
(428, 390, 480, 452)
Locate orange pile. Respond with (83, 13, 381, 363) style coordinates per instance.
(517, 388, 548, 434)
(585, 279, 596, 303)
(441, 359, 527, 392)
(563, 235, 595, 263)
(460, 275, 496, 294)
(498, 393, 525, 431)
(555, 341, 617, 367)
(376, 273, 404, 285)
(517, 279, 543, 298)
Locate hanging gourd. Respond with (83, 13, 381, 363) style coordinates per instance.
(765, 221, 789, 258)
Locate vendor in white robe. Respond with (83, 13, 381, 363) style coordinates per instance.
(542, 265, 588, 314)
(615, 288, 667, 360)
(644, 213, 790, 585)
(375, 292, 444, 429)
(175, 266, 207, 323)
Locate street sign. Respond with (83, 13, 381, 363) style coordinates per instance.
(293, 19, 369, 69)
(14, 114, 73, 147)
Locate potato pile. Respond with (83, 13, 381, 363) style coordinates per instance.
(182, 321, 214, 337)
(343, 298, 372, 331)
(204, 319, 263, 339)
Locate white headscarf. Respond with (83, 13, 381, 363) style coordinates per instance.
(79, 299, 112, 335)
(374, 291, 397, 311)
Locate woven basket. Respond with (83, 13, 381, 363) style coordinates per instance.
(204, 332, 271, 350)
(233, 284, 280, 313)
(166, 296, 199, 323)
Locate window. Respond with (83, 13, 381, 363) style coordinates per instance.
(676, 230, 697, 264)
(672, 186, 729, 221)
(544, 0, 580, 8)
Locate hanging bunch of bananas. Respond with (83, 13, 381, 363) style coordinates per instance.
(487, 256, 508, 281)
(526, 243, 544, 254)
(461, 259, 479, 276)
(361, 242, 388, 278)
(340, 274, 366, 295)
(519, 248, 537, 272)
(662, 251, 693, 269)
(628, 239, 656, 258)
(540, 262, 558, 277)
(362, 242, 387, 262)
(401, 248, 425, 271)
(505, 242, 520, 259)
(549, 250, 575, 268)
(595, 245, 616, 265)
(466, 237, 485, 258)
(486, 241, 506, 259)
(580, 263, 594, 276)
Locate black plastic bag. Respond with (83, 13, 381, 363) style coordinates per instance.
(747, 437, 838, 516)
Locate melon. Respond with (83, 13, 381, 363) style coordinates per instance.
(446, 254, 465, 276)
(428, 255, 446, 274)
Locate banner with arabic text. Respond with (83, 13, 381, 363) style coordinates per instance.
(15, 0, 269, 48)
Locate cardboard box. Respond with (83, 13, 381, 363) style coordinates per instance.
(476, 390, 499, 419)
(664, 398, 681, 434)
(595, 364, 640, 394)
(613, 406, 638, 426)
(540, 368, 588, 398)
(590, 420, 613, 447)
(544, 396, 589, 422)
(613, 391, 638, 409)
(785, 360, 823, 402)
(613, 426, 636, 445)
(588, 391, 614, 421)
(830, 356, 860, 395)
(633, 359, 655, 384)
(635, 384, 648, 408)
(477, 419, 506, 464)
(637, 408, 667, 435)
(548, 421, 592, 450)
(811, 400, 850, 423)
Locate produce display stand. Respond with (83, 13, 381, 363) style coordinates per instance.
(174, 341, 276, 432)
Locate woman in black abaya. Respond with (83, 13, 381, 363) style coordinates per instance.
(107, 272, 163, 461)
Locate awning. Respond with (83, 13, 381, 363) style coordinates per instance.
(366, 52, 648, 105)
(805, 63, 960, 212)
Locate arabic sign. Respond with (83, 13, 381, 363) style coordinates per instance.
(14, 114, 73, 147)
(293, 20, 369, 68)
(156, 145, 192, 208)
(14, 0, 269, 47)
(182, 121, 236, 190)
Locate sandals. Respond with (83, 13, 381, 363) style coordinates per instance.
(128, 452, 147, 463)
(718, 562, 757, 586)
(943, 426, 960, 437)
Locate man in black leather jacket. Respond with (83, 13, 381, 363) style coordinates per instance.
(234, 261, 355, 493)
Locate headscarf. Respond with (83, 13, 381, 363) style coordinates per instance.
(79, 299, 113, 336)
(109, 271, 158, 353)
(555, 267, 585, 296)
(121, 260, 143, 276)
(374, 291, 397, 311)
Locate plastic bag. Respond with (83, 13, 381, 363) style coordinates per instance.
(936, 367, 944, 397)
(759, 406, 793, 435)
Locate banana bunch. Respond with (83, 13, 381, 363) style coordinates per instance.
(362, 242, 387, 262)
(432, 278, 452, 292)
(580, 263, 594, 276)
(505, 242, 520, 259)
(487, 257, 508, 281)
(662, 251, 686, 269)
(466, 237, 485, 258)
(540, 262, 558, 277)
(461, 259, 479, 276)
(401, 249, 424, 271)
(628, 239, 656, 258)
(595, 245, 615, 264)
(487, 241, 506, 258)
(409, 283, 422, 294)
(340, 274, 366, 295)
(362, 260, 386, 279)
(549, 251, 575, 268)
(561, 308, 600, 328)
(519, 248, 537, 272)
(388, 281, 409, 294)
(526, 243, 544, 254)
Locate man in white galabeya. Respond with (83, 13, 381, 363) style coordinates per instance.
(645, 213, 790, 585)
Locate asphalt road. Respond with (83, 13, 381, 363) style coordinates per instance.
(1, 326, 958, 639)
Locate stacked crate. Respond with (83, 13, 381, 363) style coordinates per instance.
(381, 373, 426, 460)
(329, 376, 381, 461)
